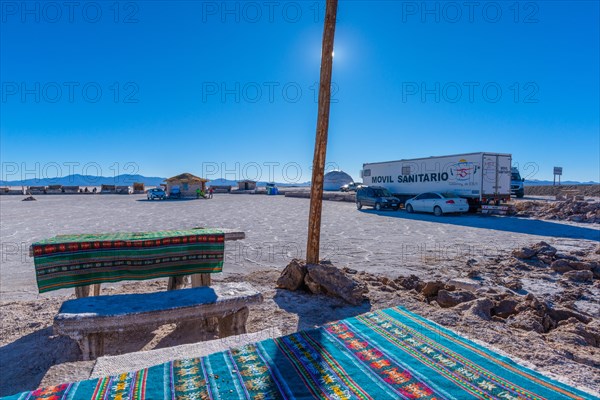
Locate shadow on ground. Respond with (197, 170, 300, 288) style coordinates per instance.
(154, 321, 218, 350)
(273, 289, 371, 331)
(360, 209, 600, 241)
(0, 327, 79, 396)
(0, 327, 158, 396)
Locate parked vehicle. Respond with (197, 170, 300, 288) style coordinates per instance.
(169, 187, 181, 199)
(340, 182, 363, 192)
(147, 188, 166, 200)
(266, 183, 279, 195)
(511, 167, 525, 198)
(405, 192, 469, 216)
(356, 186, 400, 211)
(361, 152, 512, 206)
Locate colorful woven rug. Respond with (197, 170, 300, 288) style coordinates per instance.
(4, 307, 597, 400)
(31, 229, 224, 293)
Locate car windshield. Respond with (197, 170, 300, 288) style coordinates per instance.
(511, 173, 521, 181)
(373, 188, 392, 197)
(441, 193, 459, 198)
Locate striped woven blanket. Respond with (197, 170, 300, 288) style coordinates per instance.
(4, 307, 597, 399)
(31, 229, 224, 293)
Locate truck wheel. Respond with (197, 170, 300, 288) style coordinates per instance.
(434, 206, 443, 216)
(406, 204, 414, 213)
(356, 201, 363, 210)
(375, 203, 382, 211)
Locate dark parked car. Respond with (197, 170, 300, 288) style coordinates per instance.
(356, 186, 399, 211)
(169, 187, 181, 199)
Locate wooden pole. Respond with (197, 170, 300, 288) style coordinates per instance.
(306, 0, 338, 265)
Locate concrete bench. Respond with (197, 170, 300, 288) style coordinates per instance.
(54, 282, 263, 360)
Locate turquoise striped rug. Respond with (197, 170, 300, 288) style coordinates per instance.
(4, 307, 597, 399)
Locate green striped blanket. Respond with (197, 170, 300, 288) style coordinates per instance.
(31, 229, 225, 293)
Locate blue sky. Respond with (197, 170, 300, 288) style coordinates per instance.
(1, 0, 599, 183)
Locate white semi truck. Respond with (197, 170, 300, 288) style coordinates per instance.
(361, 152, 512, 206)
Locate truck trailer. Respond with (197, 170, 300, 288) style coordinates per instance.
(361, 152, 512, 206)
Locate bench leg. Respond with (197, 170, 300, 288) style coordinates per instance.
(219, 307, 249, 338)
(75, 285, 90, 298)
(74, 284, 101, 298)
(167, 276, 187, 290)
(79, 333, 104, 361)
(191, 273, 211, 287)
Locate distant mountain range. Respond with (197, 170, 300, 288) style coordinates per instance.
(524, 180, 599, 186)
(0, 174, 166, 187)
(0, 175, 311, 187)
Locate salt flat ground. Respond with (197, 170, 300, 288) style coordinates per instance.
(1, 194, 599, 301)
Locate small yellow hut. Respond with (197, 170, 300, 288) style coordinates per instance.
(165, 173, 209, 197)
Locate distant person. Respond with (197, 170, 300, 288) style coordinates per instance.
(92, 187, 97, 193)
(200, 189, 205, 198)
(84, 187, 89, 193)
(196, 188, 201, 199)
(208, 187, 214, 199)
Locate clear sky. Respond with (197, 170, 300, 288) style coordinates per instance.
(1, 0, 599, 183)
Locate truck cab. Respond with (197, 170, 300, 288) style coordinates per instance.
(511, 168, 525, 198)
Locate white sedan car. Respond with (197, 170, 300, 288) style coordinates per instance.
(405, 192, 469, 216)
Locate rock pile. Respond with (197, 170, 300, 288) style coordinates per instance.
(511, 241, 599, 282)
(345, 269, 597, 339)
(504, 293, 593, 334)
(277, 259, 367, 305)
(514, 199, 600, 223)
